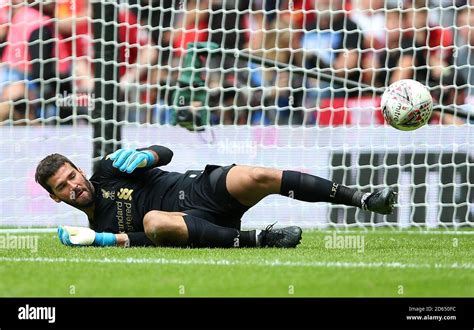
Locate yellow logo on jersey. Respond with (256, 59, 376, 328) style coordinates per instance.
(101, 189, 115, 200)
(117, 188, 133, 201)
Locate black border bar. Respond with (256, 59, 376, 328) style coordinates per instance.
(0, 297, 472, 329)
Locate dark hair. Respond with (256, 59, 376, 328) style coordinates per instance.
(35, 154, 79, 194)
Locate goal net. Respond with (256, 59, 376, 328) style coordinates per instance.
(0, 0, 472, 230)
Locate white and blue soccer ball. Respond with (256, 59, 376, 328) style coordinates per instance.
(381, 79, 433, 131)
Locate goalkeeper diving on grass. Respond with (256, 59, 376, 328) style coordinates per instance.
(35, 146, 397, 248)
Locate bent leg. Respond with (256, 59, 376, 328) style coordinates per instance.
(143, 210, 257, 248)
(143, 211, 188, 246)
(225, 165, 282, 206)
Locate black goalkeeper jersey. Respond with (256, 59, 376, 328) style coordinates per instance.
(89, 157, 180, 233)
(86, 146, 247, 246)
(87, 146, 205, 246)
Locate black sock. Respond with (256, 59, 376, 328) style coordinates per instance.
(183, 214, 256, 248)
(279, 170, 364, 207)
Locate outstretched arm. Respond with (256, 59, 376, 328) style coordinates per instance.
(107, 145, 174, 174)
(58, 226, 155, 248)
(137, 145, 174, 167)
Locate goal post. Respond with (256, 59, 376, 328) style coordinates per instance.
(91, 0, 121, 171)
(0, 0, 472, 230)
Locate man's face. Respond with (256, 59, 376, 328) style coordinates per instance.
(47, 163, 95, 208)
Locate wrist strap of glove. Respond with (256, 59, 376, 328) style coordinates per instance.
(141, 150, 155, 167)
(93, 232, 117, 247)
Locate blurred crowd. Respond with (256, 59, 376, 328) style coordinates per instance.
(0, 0, 473, 126)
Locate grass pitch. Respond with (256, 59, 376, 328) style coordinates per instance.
(0, 230, 472, 297)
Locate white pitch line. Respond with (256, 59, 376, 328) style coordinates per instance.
(0, 257, 472, 270)
(314, 230, 474, 235)
(1, 228, 474, 235)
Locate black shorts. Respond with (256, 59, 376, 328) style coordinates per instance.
(177, 164, 250, 230)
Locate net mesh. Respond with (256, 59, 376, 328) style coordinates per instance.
(0, 0, 472, 229)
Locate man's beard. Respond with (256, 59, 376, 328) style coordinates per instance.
(64, 176, 95, 209)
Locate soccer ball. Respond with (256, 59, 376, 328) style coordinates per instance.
(381, 79, 433, 131)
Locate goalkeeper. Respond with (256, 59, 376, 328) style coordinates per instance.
(35, 146, 397, 248)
